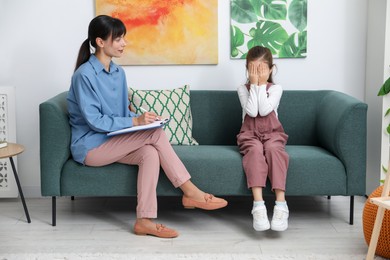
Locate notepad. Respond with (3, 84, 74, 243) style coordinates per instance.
(107, 118, 170, 137)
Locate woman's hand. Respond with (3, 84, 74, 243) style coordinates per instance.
(257, 62, 270, 86)
(132, 112, 160, 126)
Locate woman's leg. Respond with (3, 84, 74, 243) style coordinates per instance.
(85, 131, 164, 218)
(117, 145, 160, 219)
(86, 128, 226, 214)
(149, 128, 227, 207)
(117, 145, 179, 237)
(85, 130, 179, 237)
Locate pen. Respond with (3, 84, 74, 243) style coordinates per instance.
(140, 107, 161, 121)
(140, 107, 148, 113)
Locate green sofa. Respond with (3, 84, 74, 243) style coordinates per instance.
(39, 90, 367, 226)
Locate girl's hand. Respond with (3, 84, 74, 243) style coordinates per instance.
(257, 62, 271, 85)
(248, 62, 258, 85)
(133, 112, 159, 126)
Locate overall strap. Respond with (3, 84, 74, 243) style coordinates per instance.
(266, 82, 273, 91)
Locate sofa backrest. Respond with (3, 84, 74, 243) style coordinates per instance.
(190, 91, 242, 145)
(46, 90, 335, 147)
(190, 90, 327, 146)
(278, 91, 325, 146)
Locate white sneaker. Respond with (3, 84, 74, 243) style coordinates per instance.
(252, 206, 270, 231)
(271, 205, 289, 231)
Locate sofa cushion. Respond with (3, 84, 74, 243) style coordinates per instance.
(128, 85, 198, 145)
(60, 145, 346, 197)
(173, 145, 249, 195)
(285, 146, 346, 195)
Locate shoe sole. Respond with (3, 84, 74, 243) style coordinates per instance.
(271, 225, 288, 232)
(134, 231, 179, 238)
(254, 224, 270, 231)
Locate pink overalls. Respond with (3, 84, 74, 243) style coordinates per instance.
(237, 84, 289, 191)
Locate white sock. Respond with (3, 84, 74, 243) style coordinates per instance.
(275, 201, 288, 210)
(253, 200, 265, 209)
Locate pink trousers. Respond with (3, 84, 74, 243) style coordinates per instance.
(237, 111, 289, 191)
(85, 128, 191, 218)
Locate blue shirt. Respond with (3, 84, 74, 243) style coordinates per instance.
(67, 55, 137, 164)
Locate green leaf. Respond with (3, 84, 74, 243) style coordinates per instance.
(385, 108, 390, 117)
(380, 179, 385, 184)
(230, 25, 245, 57)
(278, 31, 307, 58)
(247, 20, 289, 55)
(289, 0, 307, 32)
(231, 0, 258, 23)
(258, 0, 287, 20)
(387, 124, 390, 135)
(382, 165, 388, 173)
(249, 0, 262, 17)
(231, 25, 245, 48)
(378, 77, 390, 96)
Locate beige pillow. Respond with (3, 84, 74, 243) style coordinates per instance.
(128, 85, 198, 145)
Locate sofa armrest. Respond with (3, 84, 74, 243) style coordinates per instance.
(39, 91, 70, 196)
(317, 91, 368, 195)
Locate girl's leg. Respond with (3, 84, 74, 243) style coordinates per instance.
(263, 135, 289, 231)
(238, 132, 270, 231)
(263, 134, 289, 193)
(275, 189, 286, 202)
(252, 186, 263, 201)
(237, 132, 268, 188)
(251, 185, 270, 231)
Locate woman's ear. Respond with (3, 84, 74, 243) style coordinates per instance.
(95, 37, 104, 48)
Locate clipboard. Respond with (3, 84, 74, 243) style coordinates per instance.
(107, 118, 170, 137)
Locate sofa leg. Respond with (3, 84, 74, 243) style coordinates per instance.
(327, 196, 331, 200)
(52, 196, 56, 226)
(71, 196, 75, 201)
(349, 196, 354, 225)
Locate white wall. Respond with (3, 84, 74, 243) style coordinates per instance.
(365, 0, 389, 196)
(0, 0, 368, 197)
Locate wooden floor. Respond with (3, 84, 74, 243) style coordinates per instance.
(0, 195, 386, 259)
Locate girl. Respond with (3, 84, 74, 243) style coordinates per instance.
(237, 46, 289, 232)
(67, 15, 227, 238)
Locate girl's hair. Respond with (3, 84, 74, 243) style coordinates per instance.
(245, 46, 275, 84)
(74, 15, 127, 71)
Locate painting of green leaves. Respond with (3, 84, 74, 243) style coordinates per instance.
(231, 0, 307, 59)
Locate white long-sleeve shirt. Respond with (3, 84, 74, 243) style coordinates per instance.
(237, 83, 283, 120)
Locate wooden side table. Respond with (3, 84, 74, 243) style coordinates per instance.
(0, 143, 31, 223)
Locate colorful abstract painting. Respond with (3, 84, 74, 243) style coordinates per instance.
(231, 0, 307, 59)
(96, 0, 218, 65)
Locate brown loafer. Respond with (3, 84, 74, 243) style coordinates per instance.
(134, 222, 179, 238)
(182, 193, 228, 210)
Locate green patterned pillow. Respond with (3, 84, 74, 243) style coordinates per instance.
(128, 85, 198, 145)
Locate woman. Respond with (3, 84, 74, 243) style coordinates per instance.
(67, 15, 227, 238)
